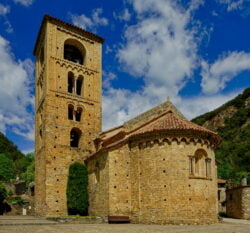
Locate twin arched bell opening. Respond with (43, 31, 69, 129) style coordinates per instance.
(68, 72, 84, 96)
(68, 104, 83, 122)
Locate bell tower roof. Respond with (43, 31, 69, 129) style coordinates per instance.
(33, 14, 105, 56)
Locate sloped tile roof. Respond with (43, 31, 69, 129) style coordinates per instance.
(129, 110, 216, 137)
(91, 101, 221, 154)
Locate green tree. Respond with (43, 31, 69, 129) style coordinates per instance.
(0, 153, 14, 181)
(0, 183, 7, 203)
(66, 162, 88, 215)
(21, 160, 35, 185)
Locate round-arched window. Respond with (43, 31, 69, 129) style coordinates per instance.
(64, 39, 85, 65)
(70, 128, 82, 148)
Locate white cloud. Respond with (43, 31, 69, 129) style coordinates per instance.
(0, 35, 34, 141)
(13, 0, 34, 7)
(178, 91, 241, 119)
(201, 51, 250, 94)
(70, 8, 108, 32)
(217, 0, 246, 11)
(0, 4, 13, 33)
(0, 4, 10, 16)
(102, 0, 246, 130)
(102, 0, 203, 130)
(21, 148, 34, 155)
(102, 85, 241, 130)
(115, 0, 200, 101)
(103, 71, 117, 89)
(113, 8, 131, 21)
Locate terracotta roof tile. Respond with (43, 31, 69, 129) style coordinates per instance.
(130, 110, 216, 136)
(93, 102, 221, 151)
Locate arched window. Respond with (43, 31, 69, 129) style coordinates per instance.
(68, 104, 74, 120)
(76, 75, 83, 96)
(64, 39, 85, 65)
(68, 72, 74, 93)
(70, 128, 81, 148)
(75, 107, 82, 122)
(189, 149, 211, 178)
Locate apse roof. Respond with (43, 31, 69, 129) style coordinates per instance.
(97, 100, 221, 150)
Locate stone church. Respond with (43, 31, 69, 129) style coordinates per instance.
(34, 15, 220, 224)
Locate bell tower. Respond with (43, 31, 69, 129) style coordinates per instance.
(33, 15, 104, 216)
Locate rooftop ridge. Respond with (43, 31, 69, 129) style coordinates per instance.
(129, 109, 218, 137)
(33, 14, 105, 55)
(124, 100, 185, 132)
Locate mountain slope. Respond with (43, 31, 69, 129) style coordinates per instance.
(0, 132, 30, 178)
(192, 88, 250, 181)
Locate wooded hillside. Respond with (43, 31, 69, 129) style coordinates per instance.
(192, 88, 250, 181)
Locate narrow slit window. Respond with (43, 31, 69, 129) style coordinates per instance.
(189, 156, 195, 176)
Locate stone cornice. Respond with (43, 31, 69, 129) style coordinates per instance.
(52, 56, 99, 75)
(33, 14, 104, 55)
(51, 90, 99, 105)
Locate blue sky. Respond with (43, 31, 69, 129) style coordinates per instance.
(0, 0, 249, 154)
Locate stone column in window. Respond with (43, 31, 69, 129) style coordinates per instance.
(74, 78, 77, 94)
(206, 158, 212, 177)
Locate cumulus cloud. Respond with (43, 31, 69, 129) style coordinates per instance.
(113, 8, 131, 21)
(70, 8, 108, 32)
(217, 0, 247, 11)
(13, 0, 34, 7)
(201, 51, 250, 94)
(117, 0, 200, 99)
(102, 0, 246, 130)
(0, 35, 34, 141)
(0, 3, 13, 33)
(102, 0, 201, 129)
(102, 85, 240, 130)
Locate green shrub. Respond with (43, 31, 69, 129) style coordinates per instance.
(0, 183, 7, 203)
(10, 199, 25, 204)
(66, 162, 88, 216)
(219, 212, 227, 217)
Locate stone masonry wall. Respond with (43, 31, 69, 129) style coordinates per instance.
(87, 152, 109, 218)
(88, 135, 218, 224)
(226, 186, 250, 219)
(129, 136, 218, 224)
(108, 146, 131, 217)
(35, 20, 102, 217)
